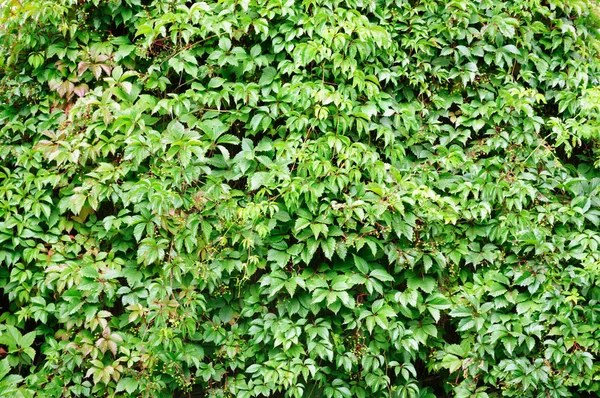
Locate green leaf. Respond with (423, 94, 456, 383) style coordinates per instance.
(267, 249, 290, 268)
(20, 331, 36, 348)
(377, 305, 396, 318)
(321, 237, 336, 260)
(294, 217, 311, 232)
(259, 67, 277, 86)
(115, 44, 136, 61)
(208, 77, 225, 88)
(503, 44, 520, 55)
(407, 275, 436, 293)
(249, 172, 269, 190)
(219, 306, 233, 323)
(441, 354, 463, 373)
(370, 268, 394, 282)
(69, 193, 87, 215)
(0, 358, 11, 380)
(503, 336, 517, 355)
(353, 255, 370, 274)
(116, 377, 139, 394)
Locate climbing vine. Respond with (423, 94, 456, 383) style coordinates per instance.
(1, 0, 600, 397)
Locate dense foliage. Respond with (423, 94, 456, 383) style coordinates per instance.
(2, 0, 600, 397)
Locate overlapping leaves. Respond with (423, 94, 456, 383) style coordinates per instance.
(1, 0, 600, 397)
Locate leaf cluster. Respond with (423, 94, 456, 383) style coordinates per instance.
(1, 0, 600, 397)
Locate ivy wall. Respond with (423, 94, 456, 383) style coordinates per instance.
(1, 0, 600, 397)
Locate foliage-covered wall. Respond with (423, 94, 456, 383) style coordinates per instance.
(1, 0, 600, 397)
